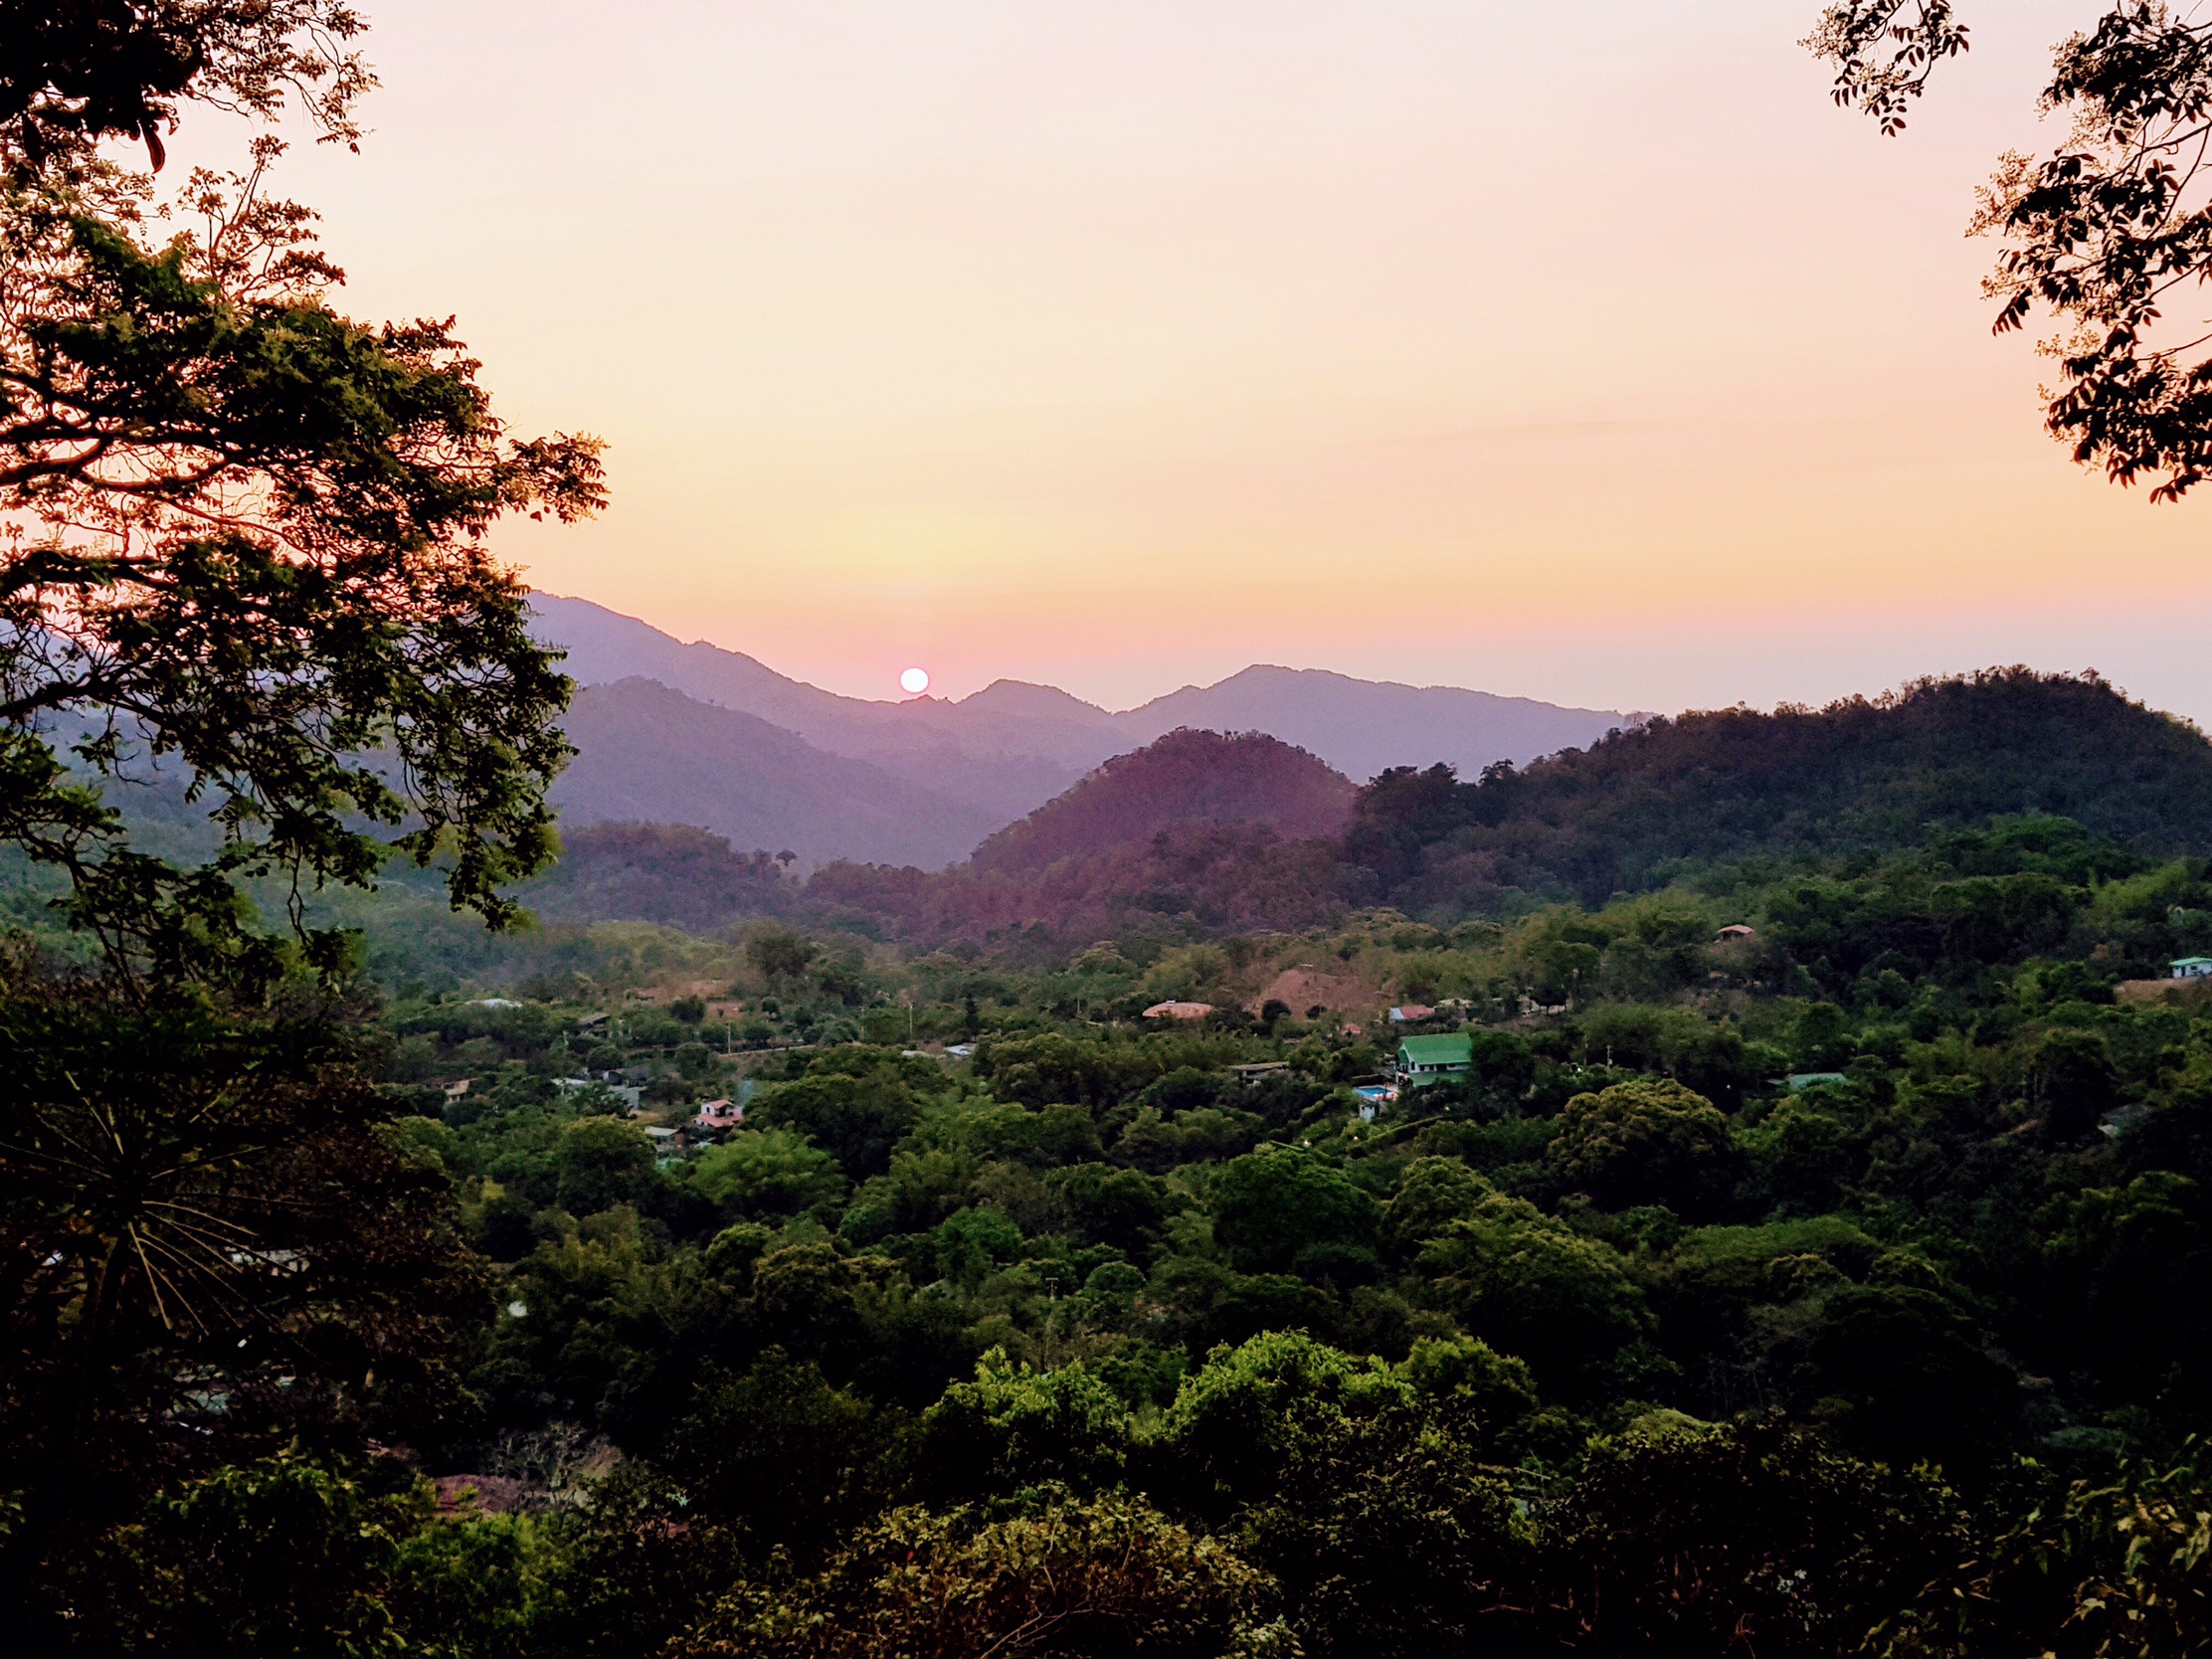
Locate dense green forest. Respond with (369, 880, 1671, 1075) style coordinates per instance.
(17, 776, 2212, 1654)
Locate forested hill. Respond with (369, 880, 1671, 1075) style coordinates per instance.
(810, 729, 1356, 944)
(1348, 669, 2212, 916)
(971, 728, 1355, 875)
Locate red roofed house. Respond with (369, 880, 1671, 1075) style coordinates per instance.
(693, 1099, 744, 1133)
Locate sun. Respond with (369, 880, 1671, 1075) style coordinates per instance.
(899, 666, 930, 695)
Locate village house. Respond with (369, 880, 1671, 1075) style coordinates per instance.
(693, 1098, 744, 1133)
(1395, 1032, 1472, 1086)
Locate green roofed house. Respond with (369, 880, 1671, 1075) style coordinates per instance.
(1396, 1032, 1472, 1087)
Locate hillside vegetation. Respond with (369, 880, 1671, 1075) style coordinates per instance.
(801, 669, 2212, 949)
(801, 730, 1353, 944)
(971, 728, 1354, 873)
(525, 824, 800, 930)
(1349, 668, 2212, 916)
(95, 798, 2210, 1659)
(812, 821, 1346, 946)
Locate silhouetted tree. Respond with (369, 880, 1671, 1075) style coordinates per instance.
(1810, 4, 2212, 498)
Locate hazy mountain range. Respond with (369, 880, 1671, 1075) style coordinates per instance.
(529, 594, 1634, 868)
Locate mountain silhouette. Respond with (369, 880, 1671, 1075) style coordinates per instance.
(550, 678, 1002, 870)
(527, 594, 1630, 837)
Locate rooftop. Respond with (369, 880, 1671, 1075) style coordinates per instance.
(1397, 1033, 1472, 1065)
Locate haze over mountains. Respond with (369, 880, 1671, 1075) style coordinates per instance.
(529, 594, 1633, 866)
(555, 680, 1009, 871)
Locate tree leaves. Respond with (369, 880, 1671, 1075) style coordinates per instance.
(1811, 4, 2212, 499)
(0, 1, 374, 175)
(0, 160, 601, 989)
(1803, 2, 1972, 136)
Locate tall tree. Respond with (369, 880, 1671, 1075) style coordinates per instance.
(0, 3, 602, 988)
(0, 7, 598, 1624)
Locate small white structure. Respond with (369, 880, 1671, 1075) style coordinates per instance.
(2173, 958, 2212, 979)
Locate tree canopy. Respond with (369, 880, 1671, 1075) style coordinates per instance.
(0, 6, 601, 988)
(0, 0, 369, 174)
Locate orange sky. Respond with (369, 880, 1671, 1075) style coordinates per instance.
(224, 1, 2212, 723)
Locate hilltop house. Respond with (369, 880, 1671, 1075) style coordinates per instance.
(694, 1099, 744, 1133)
(1395, 1033, 1472, 1087)
(2173, 958, 2212, 979)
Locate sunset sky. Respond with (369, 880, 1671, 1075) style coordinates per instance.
(234, 1, 2212, 722)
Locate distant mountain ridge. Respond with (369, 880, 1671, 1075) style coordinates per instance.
(526, 595, 1632, 834)
(1111, 664, 1643, 787)
(550, 679, 1004, 870)
(529, 598, 1112, 821)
